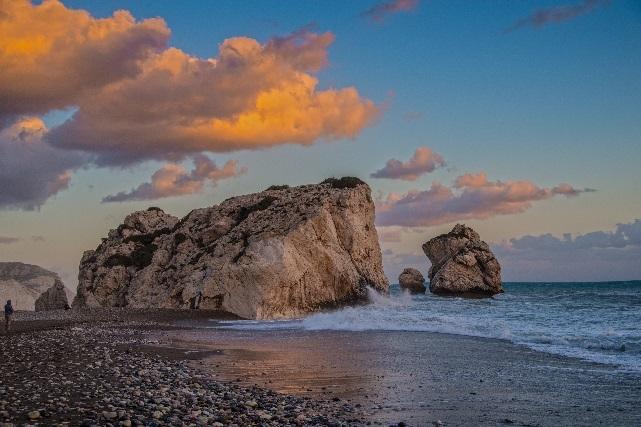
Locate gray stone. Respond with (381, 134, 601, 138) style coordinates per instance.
(398, 268, 426, 294)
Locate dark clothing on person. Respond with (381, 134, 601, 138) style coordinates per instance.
(4, 301, 13, 333)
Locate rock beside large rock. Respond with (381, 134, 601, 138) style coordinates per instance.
(74, 178, 389, 319)
(0, 262, 72, 310)
(398, 268, 426, 294)
(35, 280, 70, 311)
(422, 224, 502, 296)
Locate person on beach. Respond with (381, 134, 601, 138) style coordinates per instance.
(4, 300, 14, 333)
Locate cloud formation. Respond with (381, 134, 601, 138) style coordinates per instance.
(102, 155, 246, 202)
(0, 0, 169, 118)
(376, 172, 593, 227)
(0, 237, 20, 245)
(0, 1, 378, 166)
(494, 219, 641, 281)
(0, 1, 379, 208)
(48, 29, 378, 165)
(371, 147, 445, 181)
(0, 117, 84, 210)
(362, 0, 419, 22)
(505, 0, 610, 32)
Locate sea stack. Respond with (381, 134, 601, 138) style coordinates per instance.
(73, 177, 389, 319)
(35, 280, 70, 311)
(398, 268, 426, 294)
(422, 224, 502, 296)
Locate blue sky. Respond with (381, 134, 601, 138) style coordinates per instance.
(1, 0, 640, 284)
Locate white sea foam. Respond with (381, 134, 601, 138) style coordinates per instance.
(216, 282, 641, 371)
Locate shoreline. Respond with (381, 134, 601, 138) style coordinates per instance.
(3, 309, 641, 426)
(156, 321, 641, 426)
(1, 310, 367, 426)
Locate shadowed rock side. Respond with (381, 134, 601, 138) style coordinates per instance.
(35, 280, 70, 311)
(422, 224, 502, 296)
(73, 178, 389, 319)
(0, 262, 71, 311)
(398, 268, 426, 294)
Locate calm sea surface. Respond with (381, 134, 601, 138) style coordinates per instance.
(217, 281, 641, 371)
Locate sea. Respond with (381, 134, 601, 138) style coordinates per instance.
(216, 281, 641, 372)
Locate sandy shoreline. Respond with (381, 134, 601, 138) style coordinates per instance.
(157, 321, 641, 426)
(3, 310, 641, 426)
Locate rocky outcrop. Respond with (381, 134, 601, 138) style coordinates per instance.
(0, 262, 72, 310)
(74, 178, 389, 319)
(398, 268, 426, 294)
(422, 224, 502, 296)
(35, 280, 70, 311)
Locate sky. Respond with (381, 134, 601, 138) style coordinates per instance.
(1, 0, 640, 287)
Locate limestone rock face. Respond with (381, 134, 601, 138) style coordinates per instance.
(73, 178, 389, 319)
(0, 262, 72, 311)
(35, 280, 70, 311)
(398, 268, 426, 294)
(422, 224, 502, 296)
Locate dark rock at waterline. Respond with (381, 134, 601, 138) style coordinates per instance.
(422, 224, 502, 296)
(398, 268, 426, 294)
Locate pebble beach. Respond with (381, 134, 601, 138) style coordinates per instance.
(0, 310, 366, 427)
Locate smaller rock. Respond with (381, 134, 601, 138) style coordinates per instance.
(398, 268, 426, 294)
(34, 280, 69, 311)
(27, 410, 40, 420)
(102, 411, 117, 420)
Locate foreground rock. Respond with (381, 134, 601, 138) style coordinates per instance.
(398, 268, 426, 293)
(422, 224, 502, 296)
(34, 280, 70, 311)
(74, 178, 389, 319)
(0, 262, 72, 311)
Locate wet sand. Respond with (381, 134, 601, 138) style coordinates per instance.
(159, 325, 641, 426)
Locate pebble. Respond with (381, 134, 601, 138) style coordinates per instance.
(1, 314, 367, 426)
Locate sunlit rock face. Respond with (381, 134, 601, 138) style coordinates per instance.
(73, 178, 389, 319)
(422, 224, 503, 297)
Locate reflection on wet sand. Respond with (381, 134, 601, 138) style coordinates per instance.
(158, 326, 641, 426)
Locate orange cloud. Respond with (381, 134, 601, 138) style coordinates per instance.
(0, 1, 379, 166)
(49, 31, 379, 164)
(371, 147, 445, 181)
(102, 155, 246, 202)
(0, 0, 169, 117)
(376, 172, 594, 227)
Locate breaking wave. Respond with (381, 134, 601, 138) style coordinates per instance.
(216, 281, 641, 371)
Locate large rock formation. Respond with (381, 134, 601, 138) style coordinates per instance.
(422, 224, 502, 296)
(73, 178, 389, 319)
(398, 268, 426, 294)
(0, 262, 72, 310)
(35, 281, 70, 311)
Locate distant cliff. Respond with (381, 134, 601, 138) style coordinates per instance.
(0, 262, 72, 310)
(74, 178, 389, 319)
